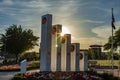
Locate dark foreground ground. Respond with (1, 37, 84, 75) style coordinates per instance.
(1, 69, 120, 80)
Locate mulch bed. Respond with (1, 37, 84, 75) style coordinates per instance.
(24, 71, 103, 80)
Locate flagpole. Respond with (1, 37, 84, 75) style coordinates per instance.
(111, 8, 115, 71)
(111, 23, 114, 71)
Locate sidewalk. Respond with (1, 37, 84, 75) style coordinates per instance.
(96, 69, 120, 77)
(0, 69, 40, 80)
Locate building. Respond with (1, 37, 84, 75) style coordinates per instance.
(89, 44, 102, 59)
(89, 44, 102, 54)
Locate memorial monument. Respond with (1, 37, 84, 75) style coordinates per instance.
(40, 14, 88, 72)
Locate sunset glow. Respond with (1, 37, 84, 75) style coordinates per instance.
(0, 0, 120, 51)
(61, 26, 70, 36)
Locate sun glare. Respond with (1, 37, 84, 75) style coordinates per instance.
(61, 26, 70, 36)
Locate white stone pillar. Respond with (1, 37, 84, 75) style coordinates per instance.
(71, 43, 80, 71)
(80, 50, 88, 71)
(56, 25, 62, 71)
(40, 14, 52, 71)
(61, 34, 71, 71)
(51, 24, 62, 71)
(76, 43, 80, 71)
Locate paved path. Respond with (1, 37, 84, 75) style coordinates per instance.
(96, 69, 120, 77)
(0, 71, 19, 80)
(0, 69, 40, 80)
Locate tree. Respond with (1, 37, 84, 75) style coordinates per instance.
(19, 51, 40, 61)
(103, 28, 120, 50)
(103, 28, 120, 60)
(0, 24, 39, 63)
(88, 48, 103, 60)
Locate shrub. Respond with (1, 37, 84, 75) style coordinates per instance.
(86, 68, 98, 75)
(28, 61, 40, 68)
(19, 52, 40, 62)
(13, 73, 27, 80)
(3, 59, 16, 65)
(99, 73, 119, 80)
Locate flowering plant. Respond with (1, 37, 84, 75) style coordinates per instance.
(13, 72, 103, 80)
(0, 65, 20, 71)
(0, 65, 31, 71)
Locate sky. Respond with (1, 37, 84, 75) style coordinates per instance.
(0, 0, 120, 52)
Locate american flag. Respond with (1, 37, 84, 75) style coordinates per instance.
(111, 8, 115, 29)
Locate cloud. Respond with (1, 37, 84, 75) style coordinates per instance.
(72, 21, 120, 49)
(92, 25, 111, 38)
(0, 0, 120, 51)
(71, 37, 105, 49)
(80, 19, 104, 24)
(92, 21, 120, 40)
(0, 0, 79, 24)
(0, 0, 13, 5)
(0, 24, 9, 34)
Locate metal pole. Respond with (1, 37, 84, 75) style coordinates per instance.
(111, 8, 114, 72)
(111, 25, 114, 71)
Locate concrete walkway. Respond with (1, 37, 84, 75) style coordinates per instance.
(0, 71, 19, 80)
(96, 69, 120, 77)
(0, 69, 40, 80)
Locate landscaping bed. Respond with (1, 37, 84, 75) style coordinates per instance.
(12, 70, 120, 80)
(0, 61, 40, 72)
(0, 65, 39, 72)
(13, 71, 103, 80)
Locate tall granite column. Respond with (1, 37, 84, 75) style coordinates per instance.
(51, 24, 62, 71)
(40, 14, 52, 71)
(61, 34, 71, 71)
(80, 50, 88, 71)
(71, 43, 80, 71)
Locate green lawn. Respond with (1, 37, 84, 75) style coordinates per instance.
(89, 60, 120, 67)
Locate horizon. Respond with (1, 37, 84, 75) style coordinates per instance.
(0, 0, 120, 52)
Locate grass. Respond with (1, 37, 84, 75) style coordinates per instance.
(89, 60, 120, 67)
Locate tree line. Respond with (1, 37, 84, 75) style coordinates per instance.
(0, 24, 39, 63)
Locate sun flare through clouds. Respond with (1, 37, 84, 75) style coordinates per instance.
(61, 26, 70, 36)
